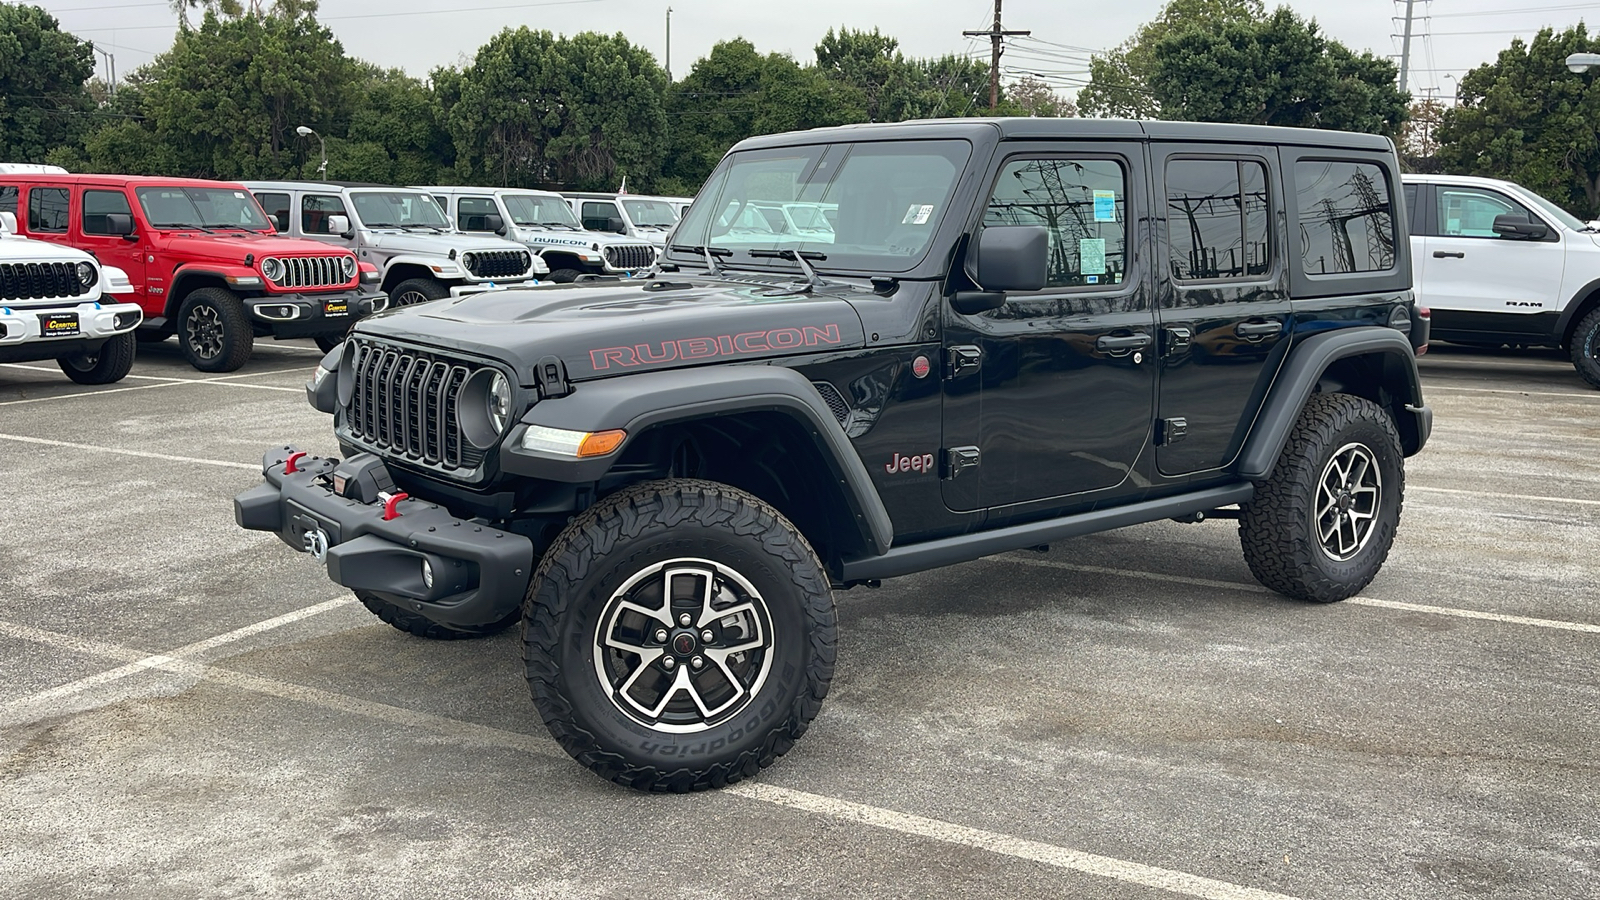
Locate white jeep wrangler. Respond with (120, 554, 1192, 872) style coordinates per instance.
(0, 211, 142, 384)
(421, 186, 658, 283)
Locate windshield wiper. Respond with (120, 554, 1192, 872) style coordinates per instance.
(151, 222, 217, 233)
(669, 244, 732, 275)
(399, 223, 443, 233)
(748, 249, 828, 291)
(539, 221, 580, 230)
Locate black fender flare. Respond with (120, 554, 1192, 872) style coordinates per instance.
(500, 365, 895, 555)
(1236, 328, 1429, 480)
(166, 268, 242, 317)
(1555, 277, 1600, 346)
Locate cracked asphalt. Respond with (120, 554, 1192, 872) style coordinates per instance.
(1, 337, 1596, 900)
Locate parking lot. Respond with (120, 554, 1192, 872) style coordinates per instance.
(0, 338, 1596, 900)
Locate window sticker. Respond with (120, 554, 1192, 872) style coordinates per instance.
(1093, 190, 1117, 222)
(1079, 238, 1106, 276)
(903, 203, 936, 225)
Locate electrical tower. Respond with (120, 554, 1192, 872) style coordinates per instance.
(964, 0, 1030, 113)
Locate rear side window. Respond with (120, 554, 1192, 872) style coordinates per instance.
(457, 196, 499, 232)
(302, 194, 347, 235)
(986, 157, 1128, 289)
(29, 187, 70, 233)
(255, 192, 290, 233)
(0, 186, 16, 218)
(82, 190, 133, 235)
(1402, 184, 1422, 236)
(1295, 161, 1396, 275)
(1166, 159, 1271, 281)
(581, 201, 615, 230)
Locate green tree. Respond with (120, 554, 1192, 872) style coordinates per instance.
(1078, 0, 1264, 118)
(0, 4, 97, 165)
(442, 28, 669, 190)
(1008, 75, 1076, 117)
(1435, 25, 1600, 217)
(333, 65, 453, 184)
(1146, 7, 1408, 135)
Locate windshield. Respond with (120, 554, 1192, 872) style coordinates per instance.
(350, 191, 451, 229)
(1518, 187, 1588, 231)
(669, 139, 971, 273)
(621, 198, 679, 228)
(135, 186, 271, 231)
(503, 193, 581, 228)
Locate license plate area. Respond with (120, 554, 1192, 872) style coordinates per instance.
(39, 312, 80, 338)
(324, 298, 349, 317)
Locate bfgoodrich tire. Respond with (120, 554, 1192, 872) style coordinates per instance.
(523, 479, 836, 793)
(177, 287, 253, 373)
(356, 591, 519, 640)
(57, 332, 136, 385)
(1240, 392, 1405, 603)
(1570, 307, 1600, 390)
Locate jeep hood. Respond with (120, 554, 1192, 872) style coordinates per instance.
(160, 233, 351, 261)
(363, 231, 526, 256)
(355, 278, 867, 385)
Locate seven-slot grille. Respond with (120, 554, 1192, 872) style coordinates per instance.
(267, 256, 347, 289)
(463, 250, 531, 279)
(603, 244, 655, 271)
(0, 262, 87, 301)
(346, 338, 487, 473)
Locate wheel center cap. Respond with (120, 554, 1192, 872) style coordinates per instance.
(672, 632, 697, 655)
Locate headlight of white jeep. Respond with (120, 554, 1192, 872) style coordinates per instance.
(75, 261, 97, 289)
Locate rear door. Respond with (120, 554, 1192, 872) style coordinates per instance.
(1153, 146, 1291, 477)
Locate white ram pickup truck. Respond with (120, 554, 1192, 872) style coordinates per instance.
(0, 211, 142, 384)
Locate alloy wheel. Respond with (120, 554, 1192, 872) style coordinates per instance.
(1315, 442, 1382, 561)
(185, 304, 224, 360)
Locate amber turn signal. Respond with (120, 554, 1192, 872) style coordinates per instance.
(576, 429, 627, 458)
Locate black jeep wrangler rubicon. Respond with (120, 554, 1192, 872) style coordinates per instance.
(236, 119, 1432, 792)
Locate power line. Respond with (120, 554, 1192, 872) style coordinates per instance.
(963, 0, 1029, 112)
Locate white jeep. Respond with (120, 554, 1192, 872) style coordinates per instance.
(1404, 174, 1600, 388)
(420, 186, 658, 283)
(0, 211, 142, 384)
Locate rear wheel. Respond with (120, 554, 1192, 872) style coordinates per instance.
(1240, 393, 1405, 603)
(357, 591, 519, 640)
(177, 287, 252, 373)
(389, 277, 449, 307)
(1570, 307, 1600, 390)
(57, 332, 136, 385)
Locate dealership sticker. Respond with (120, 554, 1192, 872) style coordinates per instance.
(1093, 190, 1117, 222)
(1080, 238, 1106, 276)
(903, 204, 936, 225)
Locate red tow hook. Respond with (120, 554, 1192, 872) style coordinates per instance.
(284, 451, 309, 474)
(381, 492, 410, 521)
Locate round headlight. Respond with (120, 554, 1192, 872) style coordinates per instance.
(76, 261, 97, 289)
(488, 371, 511, 434)
(462, 252, 477, 271)
(261, 257, 284, 283)
(341, 255, 357, 280)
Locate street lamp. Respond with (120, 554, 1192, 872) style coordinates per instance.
(1566, 52, 1600, 73)
(296, 125, 327, 179)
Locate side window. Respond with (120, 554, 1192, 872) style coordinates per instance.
(1166, 159, 1271, 281)
(1437, 187, 1538, 238)
(581, 202, 614, 230)
(28, 187, 70, 233)
(985, 157, 1128, 288)
(1295, 160, 1396, 275)
(301, 193, 347, 235)
(458, 196, 499, 232)
(0, 186, 17, 218)
(81, 189, 134, 235)
(255, 192, 290, 233)
(433, 196, 449, 215)
(1403, 184, 1422, 236)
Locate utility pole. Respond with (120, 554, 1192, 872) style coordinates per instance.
(964, 0, 1030, 113)
(1397, 0, 1416, 94)
(92, 45, 116, 97)
(665, 6, 673, 82)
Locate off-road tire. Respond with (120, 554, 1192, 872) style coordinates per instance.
(356, 590, 519, 640)
(57, 332, 136, 385)
(1240, 392, 1405, 603)
(523, 479, 836, 793)
(1570, 307, 1600, 390)
(546, 268, 584, 284)
(177, 287, 252, 373)
(315, 335, 346, 354)
(389, 277, 449, 307)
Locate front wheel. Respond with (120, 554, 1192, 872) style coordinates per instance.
(388, 277, 449, 307)
(523, 480, 836, 792)
(546, 268, 584, 284)
(58, 332, 136, 385)
(177, 287, 253, 373)
(1239, 393, 1405, 603)
(1570, 307, 1600, 390)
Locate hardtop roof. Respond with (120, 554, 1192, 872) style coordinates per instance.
(731, 118, 1395, 153)
(0, 173, 255, 189)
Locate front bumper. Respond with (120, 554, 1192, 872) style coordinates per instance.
(234, 447, 534, 628)
(0, 299, 143, 362)
(247, 289, 387, 338)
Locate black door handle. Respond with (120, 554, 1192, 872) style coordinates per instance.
(1235, 320, 1282, 341)
(1433, 250, 1465, 259)
(1096, 332, 1153, 355)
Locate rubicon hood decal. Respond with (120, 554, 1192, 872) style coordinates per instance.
(590, 324, 845, 370)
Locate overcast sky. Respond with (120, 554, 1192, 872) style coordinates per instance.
(35, 0, 1600, 105)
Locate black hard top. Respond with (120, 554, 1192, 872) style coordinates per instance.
(733, 117, 1394, 153)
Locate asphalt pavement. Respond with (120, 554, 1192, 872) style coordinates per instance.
(0, 337, 1596, 900)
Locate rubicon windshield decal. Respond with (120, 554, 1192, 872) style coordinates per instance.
(590, 324, 844, 370)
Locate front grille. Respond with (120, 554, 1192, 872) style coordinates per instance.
(463, 250, 531, 279)
(268, 256, 346, 289)
(346, 338, 488, 473)
(0, 262, 87, 301)
(603, 244, 655, 271)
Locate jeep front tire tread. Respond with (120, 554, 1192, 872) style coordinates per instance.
(177, 287, 253, 373)
(1240, 392, 1405, 603)
(523, 479, 836, 793)
(1570, 306, 1600, 390)
(389, 277, 450, 307)
(356, 591, 519, 640)
(57, 332, 136, 385)
(546, 268, 584, 284)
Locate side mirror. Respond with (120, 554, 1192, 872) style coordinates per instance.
(1492, 214, 1550, 240)
(0, 211, 15, 233)
(606, 216, 627, 234)
(327, 214, 352, 238)
(950, 226, 1049, 315)
(104, 213, 135, 238)
(485, 213, 506, 235)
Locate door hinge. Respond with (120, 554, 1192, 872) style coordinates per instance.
(1164, 326, 1193, 356)
(1155, 417, 1189, 446)
(943, 446, 981, 479)
(945, 345, 982, 380)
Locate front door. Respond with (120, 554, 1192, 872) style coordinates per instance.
(1153, 148, 1292, 476)
(76, 187, 146, 290)
(942, 143, 1157, 512)
(1420, 182, 1566, 337)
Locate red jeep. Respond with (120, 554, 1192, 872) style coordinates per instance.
(0, 174, 385, 372)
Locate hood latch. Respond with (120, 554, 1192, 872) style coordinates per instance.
(535, 355, 572, 399)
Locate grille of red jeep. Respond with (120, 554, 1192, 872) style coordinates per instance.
(265, 256, 347, 289)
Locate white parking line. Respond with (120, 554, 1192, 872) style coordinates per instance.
(1345, 598, 1600, 635)
(0, 364, 310, 405)
(0, 618, 1304, 900)
(1424, 385, 1596, 400)
(0, 380, 185, 407)
(0, 433, 260, 470)
(1410, 486, 1600, 507)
